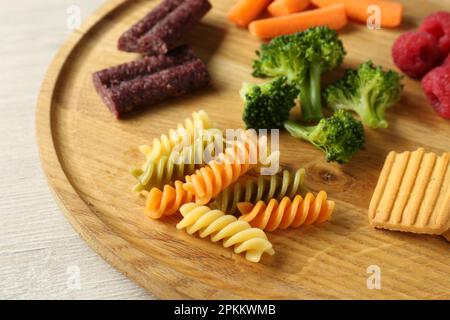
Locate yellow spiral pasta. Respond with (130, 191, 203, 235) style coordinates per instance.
(212, 168, 307, 214)
(138, 110, 213, 164)
(177, 203, 275, 263)
(145, 180, 194, 219)
(132, 128, 223, 192)
(183, 130, 265, 205)
(237, 192, 335, 232)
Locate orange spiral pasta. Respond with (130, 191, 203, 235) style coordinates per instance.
(183, 130, 263, 205)
(237, 192, 335, 232)
(145, 180, 194, 219)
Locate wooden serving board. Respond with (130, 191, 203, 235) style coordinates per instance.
(37, 0, 450, 299)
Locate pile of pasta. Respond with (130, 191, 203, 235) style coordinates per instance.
(131, 110, 336, 263)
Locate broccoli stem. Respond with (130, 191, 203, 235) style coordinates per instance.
(298, 82, 312, 120)
(360, 92, 377, 128)
(310, 64, 323, 118)
(360, 87, 388, 129)
(299, 64, 323, 121)
(284, 120, 315, 141)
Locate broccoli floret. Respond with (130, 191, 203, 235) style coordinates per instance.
(284, 110, 365, 163)
(241, 77, 298, 129)
(252, 34, 306, 82)
(252, 26, 346, 121)
(324, 61, 403, 128)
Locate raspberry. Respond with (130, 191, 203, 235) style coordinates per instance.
(421, 65, 450, 119)
(444, 54, 450, 66)
(419, 11, 450, 57)
(392, 31, 441, 79)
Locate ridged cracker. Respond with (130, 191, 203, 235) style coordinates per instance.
(368, 148, 450, 235)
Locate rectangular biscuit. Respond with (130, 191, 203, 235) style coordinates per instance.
(368, 148, 450, 235)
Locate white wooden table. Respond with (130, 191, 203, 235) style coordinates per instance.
(0, 0, 152, 299)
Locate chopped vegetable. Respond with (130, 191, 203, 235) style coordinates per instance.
(324, 61, 403, 128)
(241, 77, 298, 129)
(252, 32, 307, 82)
(228, 0, 272, 27)
(248, 4, 347, 39)
(267, 0, 310, 17)
(284, 110, 365, 163)
(311, 0, 403, 28)
(252, 26, 346, 121)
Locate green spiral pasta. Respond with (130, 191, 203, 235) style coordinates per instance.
(132, 128, 224, 192)
(211, 168, 307, 214)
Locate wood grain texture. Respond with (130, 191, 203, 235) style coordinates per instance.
(0, 0, 150, 299)
(36, 0, 450, 299)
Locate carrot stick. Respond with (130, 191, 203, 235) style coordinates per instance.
(311, 0, 403, 28)
(268, 0, 310, 17)
(228, 0, 273, 27)
(249, 4, 348, 39)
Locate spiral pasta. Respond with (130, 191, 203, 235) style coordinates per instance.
(145, 180, 194, 219)
(177, 203, 275, 263)
(138, 110, 213, 164)
(212, 168, 307, 214)
(237, 192, 335, 232)
(132, 128, 224, 192)
(183, 130, 265, 205)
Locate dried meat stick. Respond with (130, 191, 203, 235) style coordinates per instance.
(118, 0, 184, 52)
(107, 59, 210, 117)
(94, 45, 196, 89)
(93, 53, 210, 118)
(118, 0, 211, 55)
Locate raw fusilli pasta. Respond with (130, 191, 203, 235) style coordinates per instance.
(134, 110, 214, 187)
(237, 192, 335, 232)
(183, 130, 266, 205)
(145, 180, 194, 219)
(139, 110, 212, 162)
(212, 168, 307, 214)
(177, 203, 275, 263)
(132, 128, 223, 191)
